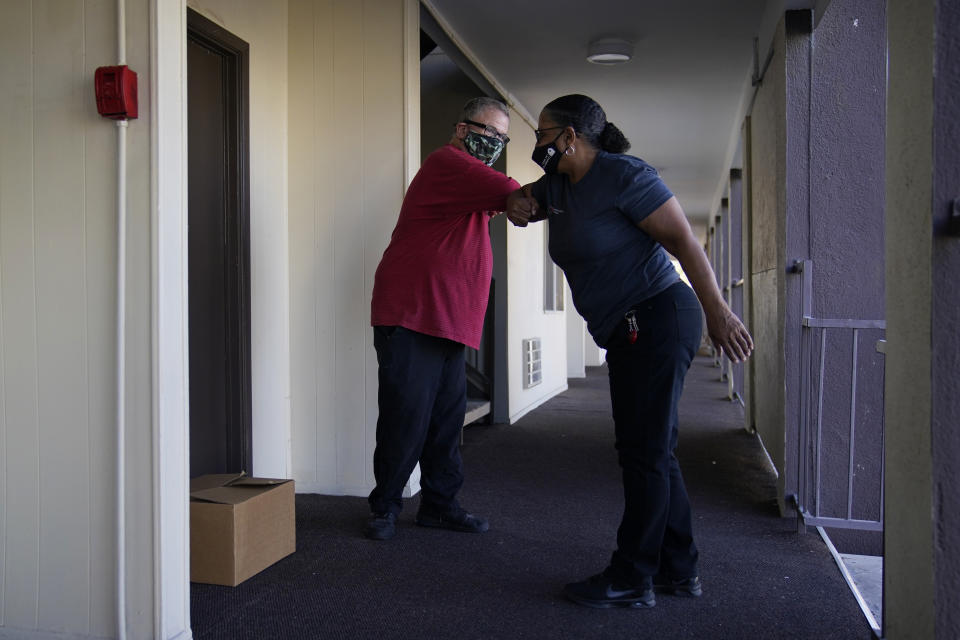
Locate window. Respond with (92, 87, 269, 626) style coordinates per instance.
(544, 223, 565, 311)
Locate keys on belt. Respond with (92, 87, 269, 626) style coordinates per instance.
(624, 310, 639, 344)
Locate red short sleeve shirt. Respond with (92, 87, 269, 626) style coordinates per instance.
(371, 145, 520, 349)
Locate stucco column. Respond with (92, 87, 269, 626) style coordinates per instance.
(885, 0, 959, 638)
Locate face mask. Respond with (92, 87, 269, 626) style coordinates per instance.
(531, 132, 564, 174)
(463, 131, 505, 166)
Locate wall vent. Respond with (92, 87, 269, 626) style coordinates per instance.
(522, 338, 542, 389)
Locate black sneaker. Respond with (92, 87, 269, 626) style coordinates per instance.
(415, 506, 489, 533)
(364, 512, 397, 540)
(564, 568, 655, 609)
(653, 574, 703, 597)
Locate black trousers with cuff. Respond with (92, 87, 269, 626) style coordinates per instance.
(604, 281, 702, 581)
(368, 325, 466, 517)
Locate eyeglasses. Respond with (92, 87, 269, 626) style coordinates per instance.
(534, 126, 565, 143)
(462, 119, 510, 145)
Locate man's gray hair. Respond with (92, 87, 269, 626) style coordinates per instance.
(459, 96, 509, 123)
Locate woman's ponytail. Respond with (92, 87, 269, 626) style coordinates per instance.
(599, 121, 630, 154)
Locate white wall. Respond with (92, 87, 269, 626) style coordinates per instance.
(0, 10, 580, 638)
(565, 289, 587, 378)
(0, 0, 160, 636)
(1, 1, 293, 636)
(565, 281, 606, 373)
(187, 0, 292, 479)
(287, 2, 570, 495)
(287, 0, 416, 496)
(585, 347, 605, 367)
(504, 114, 568, 422)
(0, 5, 114, 634)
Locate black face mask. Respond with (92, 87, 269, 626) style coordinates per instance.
(531, 132, 564, 174)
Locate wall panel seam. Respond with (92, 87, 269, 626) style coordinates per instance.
(360, 0, 368, 491)
(312, 0, 321, 487)
(0, 139, 6, 628)
(31, 1, 41, 625)
(331, 0, 341, 493)
(0, 0, 8, 614)
(81, 4, 93, 629)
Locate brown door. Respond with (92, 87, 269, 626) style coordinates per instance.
(187, 9, 252, 477)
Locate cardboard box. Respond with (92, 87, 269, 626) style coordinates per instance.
(190, 473, 295, 586)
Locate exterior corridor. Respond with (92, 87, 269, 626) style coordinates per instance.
(190, 357, 873, 639)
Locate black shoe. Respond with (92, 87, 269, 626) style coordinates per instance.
(563, 568, 655, 609)
(364, 512, 397, 540)
(415, 506, 489, 533)
(653, 574, 703, 597)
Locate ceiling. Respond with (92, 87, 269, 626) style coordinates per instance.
(423, 0, 805, 232)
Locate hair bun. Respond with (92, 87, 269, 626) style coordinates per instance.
(599, 121, 631, 154)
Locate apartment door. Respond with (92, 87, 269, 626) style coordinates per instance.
(187, 9, 252, 477)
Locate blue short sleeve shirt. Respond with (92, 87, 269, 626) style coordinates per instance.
(531, 151, 681, 346)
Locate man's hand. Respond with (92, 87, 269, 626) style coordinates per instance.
(506, 188, 538, 227)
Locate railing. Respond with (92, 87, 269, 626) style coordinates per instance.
(794, 260, 885, 533)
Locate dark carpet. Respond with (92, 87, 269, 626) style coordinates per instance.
(191, 357, 873, 639)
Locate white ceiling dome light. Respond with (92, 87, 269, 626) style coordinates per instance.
(586, 38, 634, 65)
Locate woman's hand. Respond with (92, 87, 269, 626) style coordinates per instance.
(705, 304, 754, 363)
(639, 196, 754, 363)
(506, 187, 538, 227)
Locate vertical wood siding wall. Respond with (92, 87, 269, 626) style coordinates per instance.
(0, 0, 155, 636)
(288, 0, 414, 495)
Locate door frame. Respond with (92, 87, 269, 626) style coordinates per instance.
(152, 2, 191, 636)
(186, 7, 253, 474)
(151, 2, 256, 636)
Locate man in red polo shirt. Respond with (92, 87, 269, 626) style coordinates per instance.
(366, 97, 520, 540)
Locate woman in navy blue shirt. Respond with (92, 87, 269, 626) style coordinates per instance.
(507, 94, 753, 609)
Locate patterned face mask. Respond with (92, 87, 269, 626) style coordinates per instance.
(463, 131, 505, 166)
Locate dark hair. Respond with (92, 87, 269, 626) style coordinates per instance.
(542, 94, 630, 154)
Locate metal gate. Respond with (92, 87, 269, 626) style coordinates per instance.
(794, 260, 885, 533)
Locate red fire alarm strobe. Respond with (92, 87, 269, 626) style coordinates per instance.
(95, 65, 138, 120)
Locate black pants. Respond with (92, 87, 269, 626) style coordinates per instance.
(368, 326, 466, 516)
(604, 281, 702, 580)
